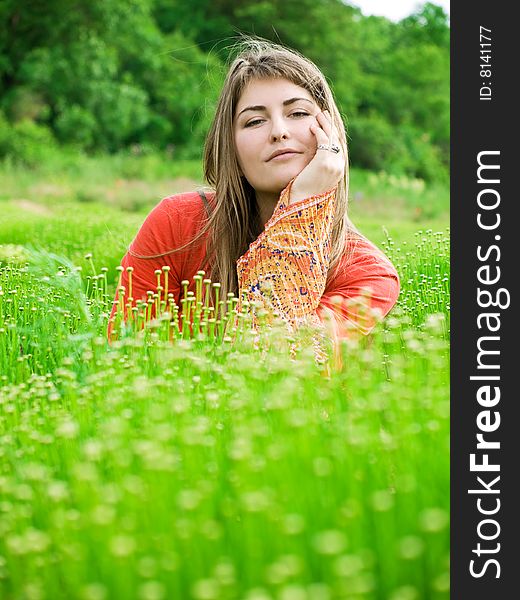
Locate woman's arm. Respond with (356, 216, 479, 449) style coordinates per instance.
(237, 179, 337, 328)
(237, 181, 400, 336)
(318, 236, 400, 337)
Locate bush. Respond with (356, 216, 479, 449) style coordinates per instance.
(348, 113, 403, 173)
(0, 86, 50, 122)
(348, 113, 447, 182)
(400, 125, 448, 183)
(0, 111, 57, 166)
(54, 105, 97, 149)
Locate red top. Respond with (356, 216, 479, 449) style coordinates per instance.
(110, 190, 400, 338)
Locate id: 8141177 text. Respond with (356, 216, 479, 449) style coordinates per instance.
(479, 26, 492, 101)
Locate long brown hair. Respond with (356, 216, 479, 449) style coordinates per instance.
(133, 38, 358, 300)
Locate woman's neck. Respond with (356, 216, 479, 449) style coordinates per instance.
(256, 190, 280, 228)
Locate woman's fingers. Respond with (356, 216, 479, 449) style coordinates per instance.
(311, 120, 330, 147)
(290, 110, 345, 203)
(314, 110, 341, 151)
(316, 111, 332, 139)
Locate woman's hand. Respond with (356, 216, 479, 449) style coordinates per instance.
(289, 110, 345, 204)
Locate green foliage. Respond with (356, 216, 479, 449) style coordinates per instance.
(0, 0, 449, 180)
(346, 4, 449, 179)
(400, 2, 450, 48)
(0, 109, 57, 166)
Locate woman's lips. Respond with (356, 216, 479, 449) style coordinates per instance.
(268, 151, 301, 161)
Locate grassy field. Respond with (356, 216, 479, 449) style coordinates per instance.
(0, 155, 449, 600)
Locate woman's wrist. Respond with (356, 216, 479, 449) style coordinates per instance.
(288, 179, 339, 205)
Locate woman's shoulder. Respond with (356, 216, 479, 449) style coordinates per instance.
(341, 230, 399, 275)
(130, 189, 214, 255)
(155, 189, 215, 214)
(143, 189, 214, 227)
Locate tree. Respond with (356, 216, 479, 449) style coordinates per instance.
(0, 0, 450, 180)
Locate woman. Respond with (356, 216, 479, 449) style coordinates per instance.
(109, 39, 400, 345)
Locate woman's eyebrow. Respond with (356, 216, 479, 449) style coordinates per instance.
(237, 97, 314, 118)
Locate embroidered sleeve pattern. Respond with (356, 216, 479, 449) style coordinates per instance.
(237, 182, 337, 329)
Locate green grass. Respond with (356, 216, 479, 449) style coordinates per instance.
(0, 155, 449, 599)
(0, 151, 204, 214)
(0, 200, 141, 279)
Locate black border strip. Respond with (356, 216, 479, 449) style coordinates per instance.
(451, 3, 514, 596)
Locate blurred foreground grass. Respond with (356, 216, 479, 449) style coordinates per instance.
(0, 249, 448, 600)
(0, 153, 449, 599)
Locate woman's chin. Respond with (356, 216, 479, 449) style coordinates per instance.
(247, 167, 304, 198)
(272, 170, 301, 192)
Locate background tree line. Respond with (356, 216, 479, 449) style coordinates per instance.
(0, 0, 449, 181)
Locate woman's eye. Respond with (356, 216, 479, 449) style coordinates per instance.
(243, 111, 310, 127)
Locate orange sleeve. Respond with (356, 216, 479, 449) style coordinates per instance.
(237, 181, 399, 339)
(237, 180, 336, 330)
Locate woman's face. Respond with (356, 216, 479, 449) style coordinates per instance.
(234, 77, 320, 201)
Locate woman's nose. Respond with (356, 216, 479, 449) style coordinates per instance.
(269, 116, 289, 142)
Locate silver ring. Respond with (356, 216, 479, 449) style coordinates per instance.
(317, 143, 340, 154)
